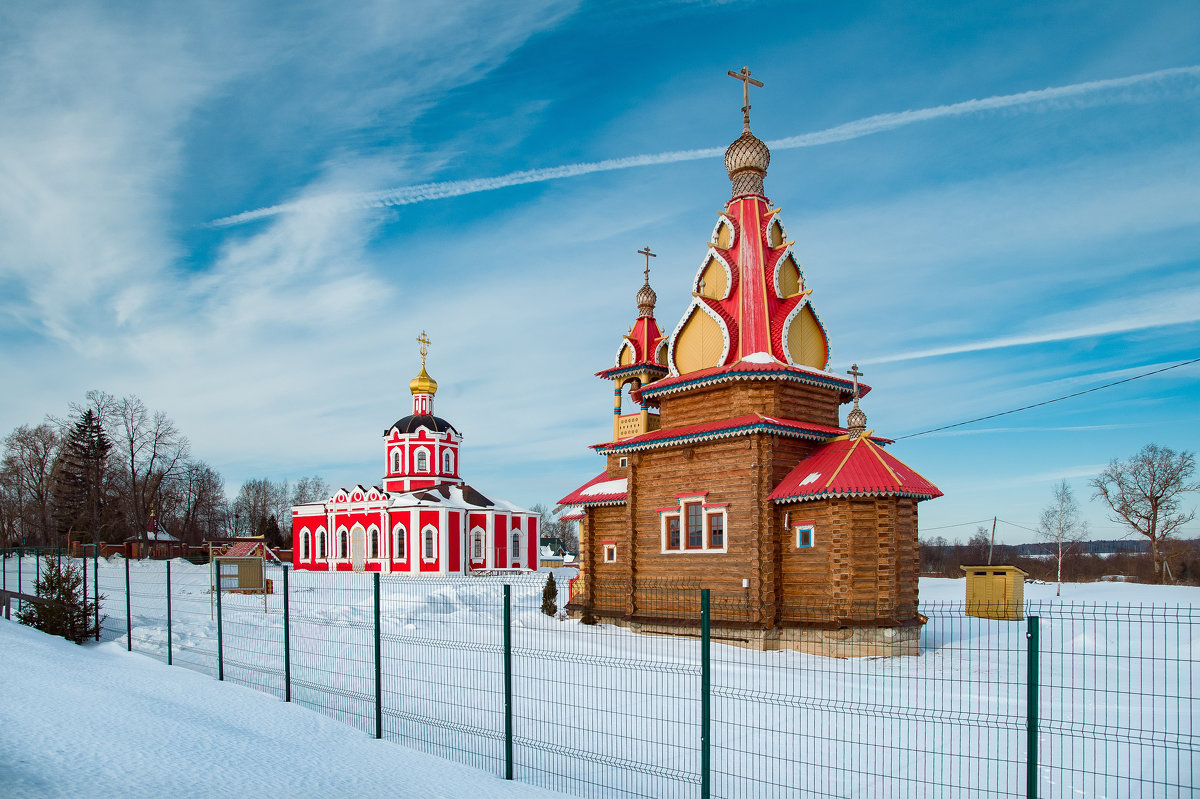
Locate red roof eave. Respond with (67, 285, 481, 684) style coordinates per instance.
(633, 361, 869, 404)
(592, 413, 892, 454)
(557, 471, 628, 507)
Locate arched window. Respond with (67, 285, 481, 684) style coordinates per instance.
(339, 530, 348, 559)
(318, 530, 327, 558)
(511, 532, 521, 564)
(443, 450, 454, 474)
(392, 450, 401, 473)
(393, 523, 406, 559)
(416, 449, 428, 472)
(370, 528, 379, 558)
(471, 529, 484, 560)
(423, 526, 437, 561)
(301, 531, 311, 560)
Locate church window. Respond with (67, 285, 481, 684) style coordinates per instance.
(318, 531, 327, 558)
(686, 504, 703, 548)
(393, 524, 407, 559)
(370, 528, 379, 558)
(301, 532, 311, 560)
(708, 513, 724, 548)
(618, 457, 628, 468)
(339, 530, 348, 559)
(794, 523, 815, 548)
(511, 532, 521, 564)
(603, 543, 617, 563)
(422, 526, 437, 561)
(416, 449, 429, 472)
(660, 494, 727, 554)
(443, 450, 454, 474)
(471, 529, 484, 560)
(392, 450, 402, 473)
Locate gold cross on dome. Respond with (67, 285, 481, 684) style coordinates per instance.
(417, 331, 431, 365)
(727, 66, 764, 131)
(637, 245, 656, 283)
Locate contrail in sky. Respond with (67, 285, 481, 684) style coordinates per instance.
(211, 65, 1200, 228)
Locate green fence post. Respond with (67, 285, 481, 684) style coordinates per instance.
(82, 550, 88, 618)
(125, 556, 132, 652)
(166, 560, 172, 666)
(503, 584, 513, 781)
(701, 588, 711, 799)
(1027, 615, 1040, 799)
(216, 566, 224, 681)
(93, 544, 99, 638)
(283, 567, 291, 703)
(374, 572, 382, 739)
(93, 546, 99, 641)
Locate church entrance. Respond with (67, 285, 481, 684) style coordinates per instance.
(350, 525, 366, 571)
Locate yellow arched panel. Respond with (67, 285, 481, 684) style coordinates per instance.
(618, 342, 634, 366)
(777, 254, 801, 298)
(674, 307, 725, 374)
(786, 305, 828, 369)
(699, 257, 727, 299)
(715, 219, 733, 249)
(768, 219, 785, 248)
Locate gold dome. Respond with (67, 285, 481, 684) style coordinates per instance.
(636, 281, 657, 317)
(409, 364, 438, 395)
(725, 130, 770, 197)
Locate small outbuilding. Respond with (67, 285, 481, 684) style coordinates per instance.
(960, 564, 1028, 621)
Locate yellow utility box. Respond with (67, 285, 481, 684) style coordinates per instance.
(960, 564, 1028, 621)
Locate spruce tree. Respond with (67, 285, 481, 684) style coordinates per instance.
(53, 410, 112, 549)
(17, 556, 104, 644)
(541, 572, 558, 617)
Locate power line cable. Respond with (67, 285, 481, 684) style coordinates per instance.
(895, 356, 1200, 440)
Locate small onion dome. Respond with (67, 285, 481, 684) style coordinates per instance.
(636, 280, 657, 317)
(409, 364, 438, 395)
(724, 130, 770, 197)
(847, 405, 867, 440)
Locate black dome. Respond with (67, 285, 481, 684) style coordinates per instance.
(386, 414, 458, 435)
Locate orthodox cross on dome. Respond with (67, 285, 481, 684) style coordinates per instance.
(727, 66, 764, 132)
(417, 331, 431, 367)
(637, 245, 656, 283)
(846, 363, 868, 439)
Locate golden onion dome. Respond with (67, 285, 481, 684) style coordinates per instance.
(636, 281, 657, 317)
(409, 364, 438, 395)
(724, 130, 770, 197)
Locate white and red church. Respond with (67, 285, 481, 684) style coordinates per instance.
(291, 335, 538, 574)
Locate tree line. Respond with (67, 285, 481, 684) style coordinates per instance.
(0, 390, 328, 551)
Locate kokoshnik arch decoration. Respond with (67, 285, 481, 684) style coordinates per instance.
(559, 69, 942, 656)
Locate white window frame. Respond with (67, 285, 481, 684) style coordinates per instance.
(511, 531, 521, 565)
(369, 525, 380, 559)
(659, 493, 728, 554)
(392, 449, 402, 474)
(317, 528, 327, 559)
(603, 543, 617, 563)
(794, 522, 815, 549)
(338, 527, 349, 559)
(470, 527, 485, 561)
(442, 449, 454, 474)
(393, 523, 407, 560)
(421, 525, 438, 563)
(301, 531, 311, 561)
(415, 447, 430, 473)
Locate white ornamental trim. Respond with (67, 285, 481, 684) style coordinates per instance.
(691, 247, 733, 300)
(772, 489, 938, 504)
(710, 214, 737, 250)
(779, 296, 832, 372)
(770, 246, 806, 299)
(666, 298, 731, 377)
(597, 420, 837, 454)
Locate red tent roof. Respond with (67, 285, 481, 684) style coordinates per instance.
(593, 413, 891, 454)
(769, 434, 942, 503)
(557, 471, 628, 507)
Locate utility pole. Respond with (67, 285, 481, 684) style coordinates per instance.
(987, 516, 997, 565)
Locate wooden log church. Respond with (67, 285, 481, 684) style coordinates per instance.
(558, 69, 942, 655)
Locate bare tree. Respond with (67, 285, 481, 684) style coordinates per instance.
(1091, 444, 1198, 584)
(173, 461, 227, 544)
(108, 395, 191, 541)
(2, 424, 61, 547)
(1037, 480, 1088, 596)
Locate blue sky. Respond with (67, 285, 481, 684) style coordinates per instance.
(2, 0, 1198, 545)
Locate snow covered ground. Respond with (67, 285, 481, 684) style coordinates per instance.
(1, 555, 1197, 798)
(0, 615, 572, 799)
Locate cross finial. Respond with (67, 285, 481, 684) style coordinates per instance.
(637, 245, 656, 284)
(417, 331, 431, 366)
(847, 363, 863, 406)
(727, 66, 764, 131)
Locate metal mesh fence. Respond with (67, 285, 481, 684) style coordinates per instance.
(4, 551, 1196, 799)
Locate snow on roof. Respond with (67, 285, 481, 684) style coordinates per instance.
(557, 471, 628, 507)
